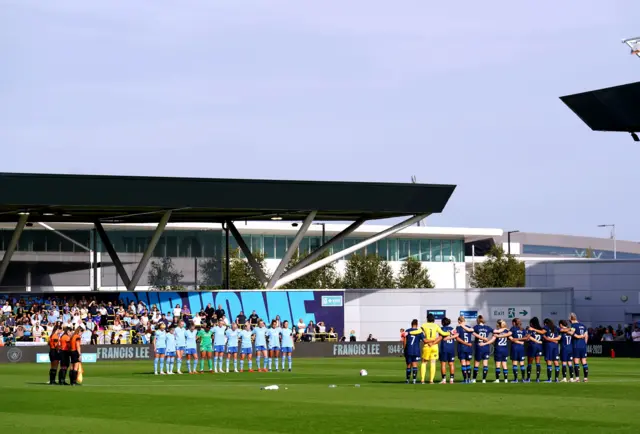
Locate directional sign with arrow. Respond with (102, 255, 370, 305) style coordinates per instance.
(491, 306, 532, 320)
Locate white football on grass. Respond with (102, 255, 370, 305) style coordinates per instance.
(360, 369, 368, 376)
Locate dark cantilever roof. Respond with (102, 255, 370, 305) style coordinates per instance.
(0, 172, 455, 223)
(560, 81, 640, 132)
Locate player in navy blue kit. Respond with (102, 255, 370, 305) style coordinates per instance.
(542, 318, 561, 382)
(480, 320, 511, 383)
(569, 313, 589, 382)
(404, 319, 425, 384)
(439, 317, 456, 384)
(472, 316, 492, 383)
(525, 317, 545, 383)
(558, 319, 575, 382)
(509, 318, 527, 383)
(455, 316, 474, 383)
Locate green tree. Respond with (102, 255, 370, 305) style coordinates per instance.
(396, 257, 434, 288)
(198, 248, 270, 290)
(585, 247, 595, 258)
(198, 257, 221, 287)
(280, 251, 341, 289)
(342, 253, 395, 289)
(470, 245, 525, 288)
(228, 248, 270, 289)
(148, 257, 185, 291)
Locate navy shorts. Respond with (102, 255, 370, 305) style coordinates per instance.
(214, 345, 225, 353)
(166, 351, 176, 357)
(475, 347, 490, 361)
(269, 346, 280, 352)
(544, 347, 559, 361)
(177, 346, 186, 351)
(511, 346, 525, 362)
(494, 351, 508, 362)
(573, 347, 587, 359)
(281, 347, 293, 354)
(241, 348, 252, 355)
(527, 344, 542, 358)
(458, 349, 472, 361)
(185, 348, 197, 355)
(227, 347, 238, 354)
(560, 348, 573, 362)
(256, 345, 267, 352)
(155, 348, 166, 355)
(439, 352, 455, 363)
(405, 355, 421, 364)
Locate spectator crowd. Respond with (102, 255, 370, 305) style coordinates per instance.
(588, 324, 640, 343)
(0, 295, 342, 346)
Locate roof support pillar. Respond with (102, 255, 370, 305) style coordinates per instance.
(94, 221, 131, 289)
(281, 218, 365, 278)
(266, 211, 317, 289)
(227, 220, 269, 285)
(0, 213, 29, 286)
(127, 210, 172, 291)
(94, 210, 171, 291)
(273, 213, 429, 289)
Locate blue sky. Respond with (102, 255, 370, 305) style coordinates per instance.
(2, 1, 639, 239)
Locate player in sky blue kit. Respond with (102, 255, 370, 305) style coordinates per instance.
(455, 316, 474, 383)
(439, 317, 456, 384)
(175, 320, 187, 375)
(569, 313, 589, 382)
(509, 318, 527, 382)
(253, 320, 269, 372)
(471, 315, 491, 383)
(404, 319, 425, 384)
(542, 318, 561, 382)
(480, 320, 510, 383)
(153, 323, 167, 375)
(225, 323, 240, 373)
(558, 319, 575, 382)
(185, 323, 198, 374)
(525, 317, 545, 383)
(266, 320, 282, 372)
(165, 325, 177, 375)
(239, 324, 254, 372)
(213, 319, 227, 373)
(280, 320, 295, 372)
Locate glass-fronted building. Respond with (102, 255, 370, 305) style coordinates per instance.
(0, 229, 464, 262)
(0, 221, 495, 290)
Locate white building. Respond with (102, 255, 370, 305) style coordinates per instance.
(0, 221, 501, 290)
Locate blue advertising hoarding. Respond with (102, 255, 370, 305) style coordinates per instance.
(459, 310, 478, 320)
(1, 291, 345, 337)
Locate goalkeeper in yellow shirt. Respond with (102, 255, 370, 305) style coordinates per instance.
(420, 313, 455, 384)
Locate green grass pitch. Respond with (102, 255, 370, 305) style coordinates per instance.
(0, 358, 638, 433)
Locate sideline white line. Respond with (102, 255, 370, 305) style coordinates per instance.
(15, 379, 640, 388)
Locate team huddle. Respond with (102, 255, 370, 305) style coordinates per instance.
(152, 319, 295, 375)
(402, 312, 589, 384)
(47, 325, 84, 386)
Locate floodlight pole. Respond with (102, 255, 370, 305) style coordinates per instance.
(597, 224, 616, 259)
(507, 230, 519, 255)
